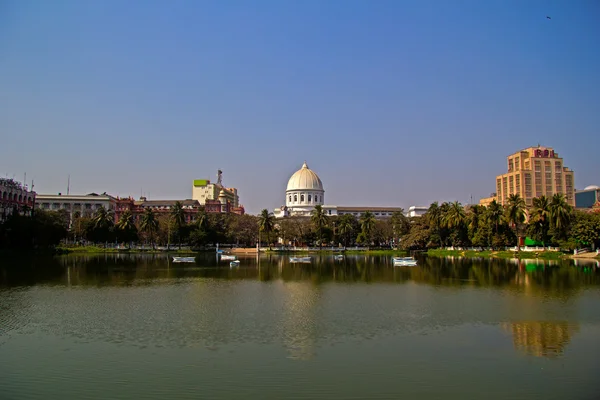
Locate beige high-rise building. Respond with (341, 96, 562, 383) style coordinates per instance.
(492, 146, 575, 207)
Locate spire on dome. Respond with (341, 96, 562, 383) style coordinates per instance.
(302, 161, 308, 169)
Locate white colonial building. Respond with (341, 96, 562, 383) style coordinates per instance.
(274, 162, 424, 219)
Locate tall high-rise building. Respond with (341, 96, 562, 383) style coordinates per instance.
(491, 146, 575, 207)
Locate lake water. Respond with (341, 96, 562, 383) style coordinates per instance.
(1, 253, 599, 400)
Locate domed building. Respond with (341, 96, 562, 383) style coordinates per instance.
(275, 162, 325, 218)
(274, 162, 407, 219)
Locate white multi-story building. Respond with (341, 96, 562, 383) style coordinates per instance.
(35, 192, 117, 226)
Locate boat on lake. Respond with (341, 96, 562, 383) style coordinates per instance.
(334, 255, 344, 261)
(392, 256, 417, 267)
(290, 256, 312, 263)
(230, 260, 240, 267)
(172, 256, 196, 263)
(220, 255, 237, 261)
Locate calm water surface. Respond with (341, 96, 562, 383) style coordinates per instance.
(1, 253, 599, 399)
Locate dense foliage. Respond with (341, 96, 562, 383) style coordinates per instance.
(1, 194, 599, 251)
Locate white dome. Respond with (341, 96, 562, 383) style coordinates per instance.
(286, 162, 324, 192)
(584, 185, 600, 191)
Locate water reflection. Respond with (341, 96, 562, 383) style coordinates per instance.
(279, 282, 320, 360)
(503, 321, 580, 358)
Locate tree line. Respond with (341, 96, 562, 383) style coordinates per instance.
(1, 194, 599, 251)
(257, 194, 600, 251)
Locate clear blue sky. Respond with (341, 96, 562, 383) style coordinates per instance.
(1, 0, 599, 214)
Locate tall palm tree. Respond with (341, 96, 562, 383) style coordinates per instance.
(529, 196, 551, 247)
(426, 202, 442, 247)
(116, 210, 137, 248)
(140, 208, 159, 249)
(486, 200, 503, 234)
(196, 206, 208, 230)
(92, 206, 114, 230)
(92, 206, 114, 244)
(311, 205, 329, 248)
(506, 194, 526, 250)
(258, 209, 275, 250)
(337, 215, 355, 248)
(171, 201, 186, 249)
(390, 209, 408, 248)
(443, 201, 465, 230)
(359, 211, 376, 248)
(549, 193, 572, 233)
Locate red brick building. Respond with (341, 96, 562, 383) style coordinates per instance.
(0, 178, 36, 222)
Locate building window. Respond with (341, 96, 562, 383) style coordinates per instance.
(328, 210, 331, 215)
(308, 195, 311, 202)
(315, 195, 319, 202)
(294, 195, 297, 202)
(289, 196, 291, 203)
(301, 195, 304, 202)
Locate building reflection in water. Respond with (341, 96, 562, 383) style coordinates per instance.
(503, 321, 579, 358)
(279, 281, 321, 361)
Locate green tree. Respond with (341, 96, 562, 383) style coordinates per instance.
(258, 209, 275, 250)
(115, 210, 138, 248)
(311, 205, 329, 248)
(390, 210, 409, 248)
(506, 194, 526, 250)
(337, 214, 357, 247)
(140, 208, 159, 249)
(170, 201, 186, 249)
(358, 211, 376, 248)
(426, 202, 442, 247)
(549, 193, 572, 242)
(528, 196, 551, 247)
(443, 202, 467, 247)
(90, 206, 115, 244)
(570, 211, 600, 250)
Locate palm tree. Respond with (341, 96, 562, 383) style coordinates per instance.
(529, 196, 551, 247)
(196, 206, 207, 230)
(258, 209, 275, 250)
(486, 200, 503, 234)
(116, 210, 137, 248)
(506, 194, 526, 251)
(171, 201, 186, 249)
(443, 201, 465, 230)
(140, 208, 159, 249)
(549, 193, 572, 233)
(359, 211, 376, 248)
(337, 215, 355, 248)
(311, 205, 329, 248)
(91, 206, 114, 244)
(426, 202, 442, 247)
(390, 209, 408, 248)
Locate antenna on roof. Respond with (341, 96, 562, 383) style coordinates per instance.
(67, 174, 70, 195)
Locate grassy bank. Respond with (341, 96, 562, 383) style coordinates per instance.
(55, 246, 199, 254)
(427, 249, 567, 260)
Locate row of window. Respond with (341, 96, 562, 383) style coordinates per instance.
(288, 194, 320, 203)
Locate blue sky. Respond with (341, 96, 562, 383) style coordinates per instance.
(1, 0, 599, 213)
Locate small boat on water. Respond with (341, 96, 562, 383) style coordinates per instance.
(172, 256, 196, 263)
(220, 255, 237, 261)
(230, 260, 240, 267)
(289, 256, 312, 263)
(392, 256, 417, 267)
(334, 255, 344, 261)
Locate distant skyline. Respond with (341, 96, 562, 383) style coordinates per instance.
(1, 0, 599, 214)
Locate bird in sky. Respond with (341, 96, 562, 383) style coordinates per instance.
(546, 16, 551, 19)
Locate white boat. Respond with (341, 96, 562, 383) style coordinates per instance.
(392, 256, 417, 267)
(172, 256, 196, 263)
(334, 255, 344, 261)
(220, 255, 237, 261)
(289, 256, 312, 263)
(230, 260, 240, 267)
